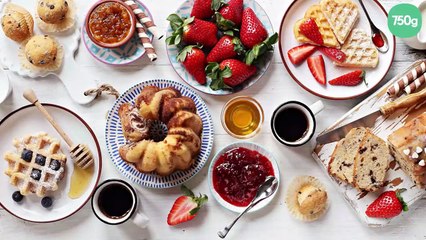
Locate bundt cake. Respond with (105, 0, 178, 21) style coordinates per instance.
(118, 86, 203, 176)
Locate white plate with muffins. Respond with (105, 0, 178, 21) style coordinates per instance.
(0, 0, 96, 104)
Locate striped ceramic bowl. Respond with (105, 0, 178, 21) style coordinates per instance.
(105, 79, 214, 188)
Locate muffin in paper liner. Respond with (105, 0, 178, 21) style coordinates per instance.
(35, 0, 76, 33)
(285, 175, 329, 221)
(18, 35, 64, 72)
(2, 3, 34, 42)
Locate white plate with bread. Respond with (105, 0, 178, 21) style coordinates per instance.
(279, 0, 395, 100)
(313, 60, 426, 227)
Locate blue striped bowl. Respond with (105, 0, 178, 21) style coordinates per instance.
(105, 79, 214, 188)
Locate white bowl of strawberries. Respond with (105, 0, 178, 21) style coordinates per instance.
(166, 0, 277, 95)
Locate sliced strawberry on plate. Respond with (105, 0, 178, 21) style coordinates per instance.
(329, 70, 366, 86)
(299, 18, 323, 46)
(365, 189, 408, 218)
(287, 44, 318, 65)
(307, 55, 326, 85)
(167, 185, 208, 226)
(318, 47, 346, 63)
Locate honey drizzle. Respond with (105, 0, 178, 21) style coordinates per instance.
(68, 164, 94, 199)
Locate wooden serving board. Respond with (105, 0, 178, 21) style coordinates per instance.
(313, 59, 426, 227)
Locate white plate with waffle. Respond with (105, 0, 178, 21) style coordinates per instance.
(279, 0, 395, 100)
(0, 104, 102, 223)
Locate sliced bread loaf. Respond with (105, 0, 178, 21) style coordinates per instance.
(328, 127, 368, 184)
(353, 132, 391, 192)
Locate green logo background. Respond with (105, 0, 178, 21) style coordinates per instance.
(388, 4, 422, 38)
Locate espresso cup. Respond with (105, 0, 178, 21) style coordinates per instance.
(91, 179, 149, 228)
(271, 100, 323, 147)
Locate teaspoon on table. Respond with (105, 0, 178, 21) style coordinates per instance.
(358, 0, 389, 53)
(217, 176, 279, 239)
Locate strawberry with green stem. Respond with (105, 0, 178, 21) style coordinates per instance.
(177, 45, 207, 85)
(166, 14, 218, 48)
(206, 59, 257, 90)
(190, 0, 215, 20)
(240, 8, 268, 49)
(207, 35, 245, 63)
(213, 0, 244, 30)
(167, 185, 208, 226)
(245, 32, 278, 65)
(365, 189, 408, 218)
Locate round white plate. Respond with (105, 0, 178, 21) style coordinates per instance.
(0, 104, 102, 223)
(208, 142, 280, 213)
(279, 0, 395, 100)
(105, 79, 214, 189)
(166, 0, 274, 95)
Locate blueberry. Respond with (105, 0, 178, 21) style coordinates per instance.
(12, 191, 23, 202)
(35, 154, 46, 166)
(21, 149, 33, 162)
(49, 159, 61, 171)
(31, 169, 41, 181)
(41, 197, 53, 208)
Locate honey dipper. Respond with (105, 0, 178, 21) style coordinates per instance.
(23, 89, 94, 169)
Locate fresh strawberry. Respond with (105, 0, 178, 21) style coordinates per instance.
(240, 8, 268, 49)
(329, 70, 366, 86)
(166, 14, 218, 48)
(299, 18, 323, 45)
(190, 0, 214, 20)
(365, 189, 408, 218)
(287, 44, 318, 65)
(167, 185, 208, 226)
(213, 0, 244, 30)
(307, 55, 326, 85)
(318, 47, 346, 63)
(207, 35, 245, 63)
(177, 45, 207, 84)
(207, 59, 257, 90)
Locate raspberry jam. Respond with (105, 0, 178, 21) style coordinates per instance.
(212, 147, 275, 207)
(372, 33, 384, 48)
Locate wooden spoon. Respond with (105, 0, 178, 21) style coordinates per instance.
(23, 89, 94, 169)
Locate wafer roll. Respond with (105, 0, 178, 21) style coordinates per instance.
(404, 72, 426, 94)
(387, 61, 426, 96)
(136, 23, 157, 61)
(123, 0, 163, 39)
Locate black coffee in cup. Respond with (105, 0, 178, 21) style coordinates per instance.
(273, 107, 309, 142)
(98, 183, 133, 219)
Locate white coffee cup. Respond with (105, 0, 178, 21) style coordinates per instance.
(402, 0, 426, 50)
(91, 179, 149, 228)
(271, 100, 324, 146)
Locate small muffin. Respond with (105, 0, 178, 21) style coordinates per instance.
(19, 35, 63, 72)
(1, 3, 34, 42)
(286, 176, 329, 221)
(36, 0, 75, 32)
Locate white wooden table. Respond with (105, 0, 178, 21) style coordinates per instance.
(1, 0, 425, 239)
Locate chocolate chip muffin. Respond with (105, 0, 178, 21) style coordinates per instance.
(24, 35, 58, 67)
(1, 3, 33, 42)
(37, 0, 69, 24)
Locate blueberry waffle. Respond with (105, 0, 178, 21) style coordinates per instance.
(4, 132, 67, 197)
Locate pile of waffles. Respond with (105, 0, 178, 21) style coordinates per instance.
(4, 132, 67, 208)
(287, 0, 379, 87)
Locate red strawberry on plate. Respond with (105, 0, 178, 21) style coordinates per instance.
(365, 189, 408, 218)
(299, 18, 324, 46)
(167, 185, 208, 226)
(207, 35, 245, 63)
(287, 44, 318, 65)
(214, 0, 244, 30)
(191, 0, 214, 20)
(207, 59, 257, 90)
(166, 14, 218, 48)
(318, 47, 346, 63)
(177, 45, 207, 84)
(329, 70, 366, 86)
(307, 55, 326, 85)
(240, 8, 268, 49)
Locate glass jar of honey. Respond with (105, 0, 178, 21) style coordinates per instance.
(221, 96, 264, 139)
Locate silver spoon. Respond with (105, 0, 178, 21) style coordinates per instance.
(358, 0, 389, 53)
(217, 176, 279, 239)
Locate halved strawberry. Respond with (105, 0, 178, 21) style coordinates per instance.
(329, 70, 366, 86)
(287, 44, 318, 65)
(299, 18, 323, 45)
(307, 55, 326, 85)
(167, 185, 208, 226)
(318, 47, 346, 63)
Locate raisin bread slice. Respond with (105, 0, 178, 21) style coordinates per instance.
(328, 127, 368, 184)
(353, 132, 392, 192)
